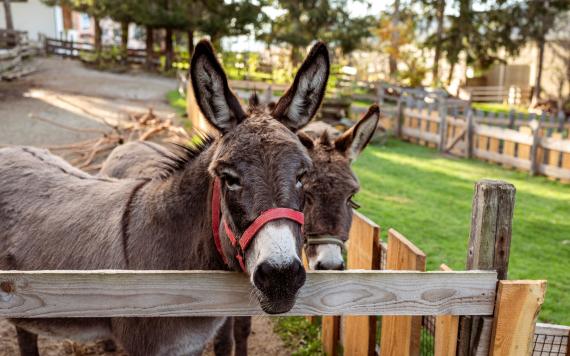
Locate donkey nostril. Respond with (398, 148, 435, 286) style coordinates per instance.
(315, 261, 325, 270)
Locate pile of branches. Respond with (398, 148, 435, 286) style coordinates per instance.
(32, 108, 190, 173)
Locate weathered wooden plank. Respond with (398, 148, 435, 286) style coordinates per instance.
(380, 229, 427, 356)
(458, 180, 516, 356)
(0, 270, 497, 318)
(490, 281, 547, 356)
(540, 136, 570, 154)
(517, 126, 533, 161)
(473, 149, 531, 170)
(401, 127, 440, 144)
(435, 264, 459, 356)
(474, 125, 534, 145)
(322, 315, 340, 356)
(537, 163, 570, 180)
(342, 211, 381, 356)
(534, 323, 570, 337)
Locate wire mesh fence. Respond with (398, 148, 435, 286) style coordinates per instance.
(532, 323, 569, 356)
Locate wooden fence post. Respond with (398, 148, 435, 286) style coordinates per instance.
(508, 109, 516, 129)
(438, 98, 448, 152)
(458, 180, 516, 356)
(342, 212, 381, 356)
(465, 109, 474, 159)
(322, 315, 340, 356)
(379, 229, 426, 356)
(396, 97, 404, 138)
(435, 264, 460, 356)
(489, 280, 547, 356)
(530, 119, 542, 176)
(557, 111, 566, 133)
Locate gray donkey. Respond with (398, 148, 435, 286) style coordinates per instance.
(99, 102, 380, 355)
(0, 40, 331, 356)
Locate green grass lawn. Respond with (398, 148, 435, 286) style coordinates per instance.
(472, 102, 529, 115)
(352, 139, 570, 325)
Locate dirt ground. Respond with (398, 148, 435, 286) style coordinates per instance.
(0, 57, 178, 147)
(0, 57, 291, 355)
(0, 317, 289, 356)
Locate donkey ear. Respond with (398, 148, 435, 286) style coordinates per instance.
(335, 105, 380, 162)
(190, 40, 246, 133)
(297, 131, 315, 150)
(272, 42, 330, 131)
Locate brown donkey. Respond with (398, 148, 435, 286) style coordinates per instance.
(0, 40, 330, 356)
(100, 106, 380, 355)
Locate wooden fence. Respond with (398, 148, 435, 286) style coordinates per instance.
(44, 37, 183, 68)
(383, 97, 570, 183)
(317, 180, 552, 356)
(0, 180, 548, 356)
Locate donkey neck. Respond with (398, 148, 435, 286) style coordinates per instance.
(125, 144, 227, 271)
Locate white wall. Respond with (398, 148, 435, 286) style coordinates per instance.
(0, 0, 61, 40)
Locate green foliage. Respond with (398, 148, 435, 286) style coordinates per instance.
(261, 0, 374, 62)
(274, 317, 324, 356)
(166, 90, 186, 116)
(352, 138, 570, 325)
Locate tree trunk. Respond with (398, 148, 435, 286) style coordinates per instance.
(2, 0, 13, 31)
(164, 28, 174, 71)
(145, 26, 154, 70)
(432, 0, 445, 84)
(120, 21, 129, 60)
(187, 29, 194, 56)
(447, 62, 455, 86)
(532, 37, 546, 104)
(94, 16, 102, 56)
(389, 0, 400, 80)
(291, 46, 302, 66)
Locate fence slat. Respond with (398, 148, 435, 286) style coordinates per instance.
(0, 270, 497, 318)
(490, 281, 547, 356)
(342, 212, 381, 356)
(435, 264, 460, 356)
(379, 229, 426, 356)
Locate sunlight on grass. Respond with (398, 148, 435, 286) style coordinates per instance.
(353, 139, 570, 325)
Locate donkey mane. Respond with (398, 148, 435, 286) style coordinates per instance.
(152, 133, 216, 180)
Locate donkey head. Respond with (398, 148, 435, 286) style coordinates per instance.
(191, 40, 329, 313)
(298, 106, 379, 270)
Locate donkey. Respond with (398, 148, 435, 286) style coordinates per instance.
(0, 39, 331, 356)
(99, 104, 380, 355)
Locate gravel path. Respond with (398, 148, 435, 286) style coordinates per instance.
(0, 57, 178, 147)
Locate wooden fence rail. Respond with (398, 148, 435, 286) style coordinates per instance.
(0, 270, 497, 318)
(384, 95, 570, 183)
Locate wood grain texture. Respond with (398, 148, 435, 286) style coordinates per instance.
(401, 127, 439, 144)
(459, 180, 515, 356)
(435, 264, 459, 356)
(322, 315, 340, 356)
(517, 127, 533, 160)
(342, 211, 381, 356)
(474, 125, 534, 145)
(490, 281, 547, 356)
(380, 229, 427, 356)
(0, 270, 497, 318)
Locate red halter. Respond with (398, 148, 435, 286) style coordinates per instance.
(211, 178, 305, 272)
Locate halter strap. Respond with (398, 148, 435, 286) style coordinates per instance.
(305, 235, 346, 250)
(211, 178, 304, 272)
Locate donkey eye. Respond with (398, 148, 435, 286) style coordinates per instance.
(348, 195, 360, 210)
(222, 174, 241, 191)
(296, 170, 306, 189)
